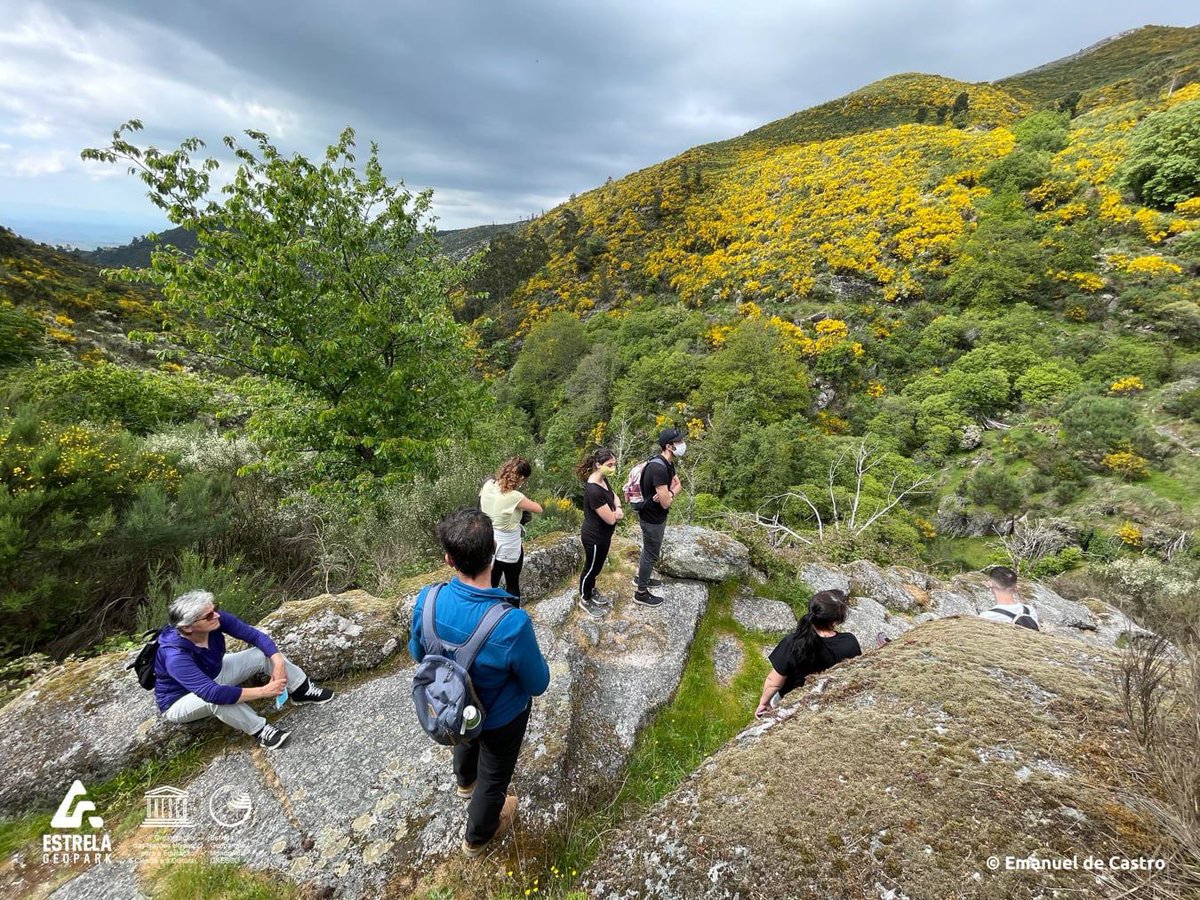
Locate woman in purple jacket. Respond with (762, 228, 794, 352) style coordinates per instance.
(155, 590, 334, 749)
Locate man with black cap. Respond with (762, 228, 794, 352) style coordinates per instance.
(634, 427, 686, 606)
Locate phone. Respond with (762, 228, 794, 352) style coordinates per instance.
(275, 687, 289, 709)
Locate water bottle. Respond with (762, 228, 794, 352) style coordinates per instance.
(461, 705, 481, 734)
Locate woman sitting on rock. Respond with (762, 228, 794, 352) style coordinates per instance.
(755, 590, 861, 717)
(479, 456, 543, 607)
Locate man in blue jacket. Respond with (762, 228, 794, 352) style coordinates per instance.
(155, 590, 334, 749)
(410, 507, 550, 857)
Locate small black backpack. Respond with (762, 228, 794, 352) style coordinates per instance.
(127, 628, 163, 690)
(989, 604, 1039, 631)
(411, 584, 512, 746)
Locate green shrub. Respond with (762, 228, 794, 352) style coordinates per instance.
(0, 304, 44, 368)
(10, 361, 212, 434)
(1164, 386, 1200, 422)
(1015, 361, 1082, 405)
(1011, 110, 1071, 153)
(1030, 545, 1084, 578)
(139, 550, 274, 633)
(0, 408, 230, 653)
(1117, 99, 1200, 209)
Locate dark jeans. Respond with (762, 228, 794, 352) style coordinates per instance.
(636, 519, 666, 591)
(491, 549, 523, 606)
(579, 534, 613, 600)
(454, 704, 531, 844)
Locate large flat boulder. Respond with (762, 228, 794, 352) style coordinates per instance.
(844, 559, 926, 613)
(654, 525, 752, 582)
(731, 596, 795, 633)
(0, 537, 589, 821)
(0, 652, 198, 818)
(50, 580, 709, 898)
(257, 589, 403, 683)
(582, 617, 1164, 899)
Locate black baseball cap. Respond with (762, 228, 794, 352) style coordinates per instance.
(658, 427, 684, 448)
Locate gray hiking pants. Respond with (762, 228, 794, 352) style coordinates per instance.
(162, 649, 307, 736)
(636, 520, 667, 591)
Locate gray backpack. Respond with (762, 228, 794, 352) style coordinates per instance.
(411, 583, 513, 746)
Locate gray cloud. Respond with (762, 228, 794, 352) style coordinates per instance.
(0, 0, 1195, 245)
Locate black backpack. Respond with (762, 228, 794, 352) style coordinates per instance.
(989, 604, 1039, 631)
(127, 627, 163, 690)
(411, 584, 513, 746)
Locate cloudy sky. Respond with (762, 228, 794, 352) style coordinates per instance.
(0, 1, 1195, 247)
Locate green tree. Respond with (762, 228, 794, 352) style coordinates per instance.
(691, 317, 812, 424)
(945, 197, 1052, 309)
(1011, 110, 1070, 153)
(1015, 361, 1082, 405)
(1117, 99, 1200, 209)
(83, 122, 474, 484)
(502, 312, 590, 433)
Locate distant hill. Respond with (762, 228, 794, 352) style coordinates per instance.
(433, 221, 524, 261)
(76, 221, 525, 269)
(728, 73, 1026, 150)
(77, 225, 197, 268)
(998, 23, 1200, 110)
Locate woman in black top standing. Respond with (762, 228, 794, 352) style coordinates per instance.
(755, 589, 861, 717)
(577, 448, 623, 618)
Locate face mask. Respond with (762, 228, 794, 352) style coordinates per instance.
(600, 463, 617, 476)
(673, 442, 687, 457)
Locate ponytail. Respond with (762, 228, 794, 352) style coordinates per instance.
(575, 447, 616, 481)
(790, 589, 850, 671)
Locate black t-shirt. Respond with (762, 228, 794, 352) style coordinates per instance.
(581, 479, 617, 545)
(768, 631, 861, 697)
(636, 455, 676, 525)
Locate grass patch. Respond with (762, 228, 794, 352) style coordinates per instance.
(510, 581, 772, 897)
(925, 535, 1001, 574)
(1144, 468, 1198, 510)
(754, 572, 812, 619)
(143, 859, 300, 900)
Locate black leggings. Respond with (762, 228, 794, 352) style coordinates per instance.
(491, 549, 523, 606)
(579, 535, 612, 600)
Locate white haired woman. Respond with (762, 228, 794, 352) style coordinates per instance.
(154, 590, 334, 749)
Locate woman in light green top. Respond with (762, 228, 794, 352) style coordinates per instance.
(479, 456, 543, 607)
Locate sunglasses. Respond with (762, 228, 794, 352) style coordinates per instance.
(196, 604, 220, 622)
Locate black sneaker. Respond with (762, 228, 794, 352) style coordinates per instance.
(632, 577, 663, 588)
(633, 590, 664, 607)
(292, 680, 335, 704)
(256, 723, 290, 750)
(578, 594, 607, 619)
(591, 589, 613, 607)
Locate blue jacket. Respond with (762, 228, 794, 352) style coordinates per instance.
(409, 578, 550, 729)
(154, 612, 280, 712)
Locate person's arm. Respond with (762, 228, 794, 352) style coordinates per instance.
(507, 615, 550, 697)
(517, 497, 543, 513)
(164, 652, 246, 706)
(219, 613, 280, 659)
(654, 483, 676, 509)
(218, 613, 287, 691)
(589, 485, 619, 525)
(408, 591, 427, 662)
(755, 668, 788, 718)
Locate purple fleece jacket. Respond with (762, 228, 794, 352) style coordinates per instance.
(154, 612, 280, 712)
